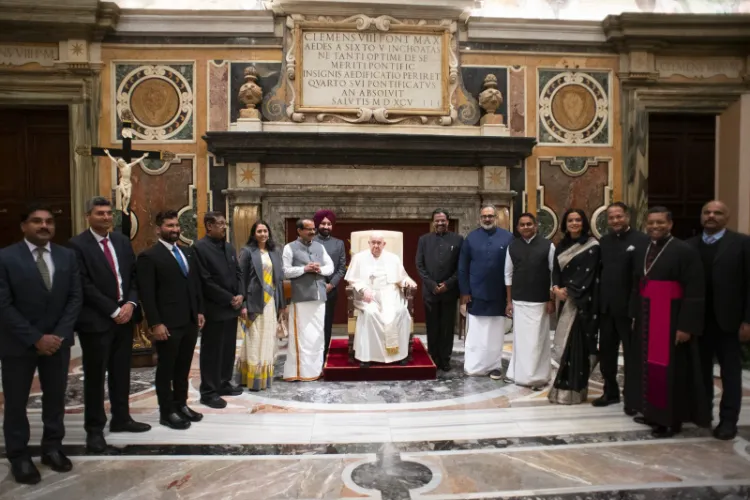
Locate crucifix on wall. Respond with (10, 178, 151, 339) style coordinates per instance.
(76, 109, 174, 238)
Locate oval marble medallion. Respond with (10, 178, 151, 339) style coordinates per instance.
(130, 78, 180, 127)
(551, 84, 596, 132)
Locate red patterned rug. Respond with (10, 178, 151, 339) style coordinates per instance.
(323, 338, 437, 382)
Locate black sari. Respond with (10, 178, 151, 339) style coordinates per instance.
(548, 236, 601, 405)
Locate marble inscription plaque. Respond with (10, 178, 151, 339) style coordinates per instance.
(0, 44, 58, 67)
(656, 57, 744, 79)
(299, 31, 445, 111)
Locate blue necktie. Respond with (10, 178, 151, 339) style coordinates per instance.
(172, 246, 188, 277)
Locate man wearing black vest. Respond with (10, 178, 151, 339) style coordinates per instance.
(688, 200, 750, 440)
(504, 213, 555, 390)
(194, 211, 244, 409)
(416, 209, 463, 371)
(593, 202, 649, 411)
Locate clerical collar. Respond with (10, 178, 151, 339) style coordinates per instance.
(651, 234, 673, 246)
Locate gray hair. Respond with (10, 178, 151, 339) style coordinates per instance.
(85, 196, 112, 215)
(480, 204, 497, 214)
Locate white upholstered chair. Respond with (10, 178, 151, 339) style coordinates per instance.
(345, 230, 415, 362)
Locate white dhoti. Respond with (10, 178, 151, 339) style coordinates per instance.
(353, 284, 411, 363)
(506, 301, 551, 387)
(464, 314, 506, 376)
(283, 300, 325, 381)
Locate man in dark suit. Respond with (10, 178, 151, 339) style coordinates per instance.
(0, 204, 82, 484)
(137, 210, 205, 430)
(416, 208, 463, 371)
(194, 211, 244, 408)
(68, 197, 151, 453)
(593, 202, 649, 412)
(688, 200, 750, 440)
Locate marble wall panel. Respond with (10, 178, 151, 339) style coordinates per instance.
(208, 154, 228, 215)
(537, 69, 611, 146)
(537, 156, 612, 242)
(229, 61, 282, 124)
(207, 60, 230, 132)
(113, 61, 195, 143)
(508, 66, 526, 137)
(461, 66, 509, 125)
(126, 156, 195, 254)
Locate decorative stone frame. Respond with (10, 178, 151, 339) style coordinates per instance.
(0, 69, 101, 234)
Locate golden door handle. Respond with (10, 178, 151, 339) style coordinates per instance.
(0, 208, 7, 213)
(53, 209, 63, 215)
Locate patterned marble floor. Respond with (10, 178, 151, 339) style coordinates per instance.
(2, 335, 750, 500)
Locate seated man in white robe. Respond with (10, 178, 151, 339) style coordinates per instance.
(345, 232, 417, 366)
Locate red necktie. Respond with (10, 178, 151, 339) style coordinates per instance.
(101, 237, 121, 301)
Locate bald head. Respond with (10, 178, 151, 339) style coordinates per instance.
(368, 232, 386, 257)
(701, 200, 730, 235)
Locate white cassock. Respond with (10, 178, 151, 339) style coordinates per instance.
(503, 241, 555, 387)
(281, 244, 334, 381)
(345, 250, 414, 363)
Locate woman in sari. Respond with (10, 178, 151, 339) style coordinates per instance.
(237, 221, 287, 391)
(549, 209, 601, 405)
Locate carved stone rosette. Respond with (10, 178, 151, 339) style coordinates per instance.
(281, 13, 460, 126)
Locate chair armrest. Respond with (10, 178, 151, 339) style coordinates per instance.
(346, 285, 355, 318)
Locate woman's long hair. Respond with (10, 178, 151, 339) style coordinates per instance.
(559, 208, 591, 250)
(246, 220, 276, 251)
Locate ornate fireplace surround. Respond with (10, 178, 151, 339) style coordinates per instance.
(204, 131, 536, 246)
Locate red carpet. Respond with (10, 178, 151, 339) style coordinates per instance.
(323, 338, 437, 382)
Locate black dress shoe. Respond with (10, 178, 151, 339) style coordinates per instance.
(218, 385, 243, 396)
(110, 419, 152, 433)
(442, 362, 452, 372)
(624, 407, 637, 417)
(86, 432, 107, 453)
(179, 405, 204, 422)
(10, 457, 41, 485)
(652, 424, 681, 438)
(713, 421, 738, 440)
(200, 395, 227, 409)
(41, 450, 73, 473)
(160, 412, 191, 430)
(633, 416, 657, 427)
(591, 395, 620, 407)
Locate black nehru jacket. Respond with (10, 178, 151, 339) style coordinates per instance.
(417, 231, 464, 302)
(599, 228, 649, 317)
(508, 236, 552, 303)
(698, 240, 719, 324)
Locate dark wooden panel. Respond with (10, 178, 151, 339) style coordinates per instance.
(0, 107, 71, 247)
(648, 113, 716, 240)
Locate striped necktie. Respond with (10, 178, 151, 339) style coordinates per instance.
(35, 247, 52, 290)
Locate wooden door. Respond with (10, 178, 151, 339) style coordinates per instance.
(0, 108, 71, 247)
(648, 113, 715, 240)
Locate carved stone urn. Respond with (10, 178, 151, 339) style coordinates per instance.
(478, 73, 504, 125)
(238, 66, 263, 119)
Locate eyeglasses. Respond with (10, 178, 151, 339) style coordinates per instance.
(481, 215, 496, 219)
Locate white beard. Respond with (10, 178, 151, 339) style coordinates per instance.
(481, 223, 495, 230)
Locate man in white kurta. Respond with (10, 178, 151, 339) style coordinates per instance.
(282, 218, 334, 381)
(345, 233, 417, 364)
(504, 213, 555, 390)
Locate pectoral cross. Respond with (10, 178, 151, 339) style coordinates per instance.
(75, 109, 174, 239)
(369, 273, 376, 286)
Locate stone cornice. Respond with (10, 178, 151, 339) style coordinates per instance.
(204, 131, 535, 167)
(265, 0, 477, 19)
(115, 9, 275, 36)
(603, 13, 750, 54)
(467, 17, 606, 45)
(0, 1, 119, 42)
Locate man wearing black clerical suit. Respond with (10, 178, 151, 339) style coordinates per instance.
(0, 204, 82, 484)
(194, 211, 244, 409)
(416, 208, 463, 371)
(137, 210, 205, 430)
(687, 200, 750, 440)
(313, 209, 347, 362)
(593, 202, 649, 413)
(629, 206, 710, 438)
(69, 197, 151, 454)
